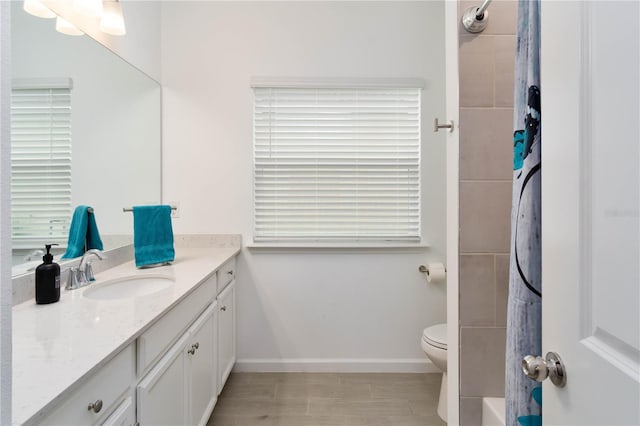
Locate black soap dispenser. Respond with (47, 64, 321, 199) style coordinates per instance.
(35, 244, 60, 304)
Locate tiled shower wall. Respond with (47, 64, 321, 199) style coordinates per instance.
(457, 1, 517, 424)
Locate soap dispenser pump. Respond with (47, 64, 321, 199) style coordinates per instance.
(35, 244, 60, 304)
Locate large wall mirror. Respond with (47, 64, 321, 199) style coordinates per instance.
(11, 6, 161, 275)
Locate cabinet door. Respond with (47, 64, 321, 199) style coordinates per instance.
(217, 279, 236, 394)
(101, 395, 135, 426)
(187, 303, 218, 426)
(137, 333, 189, 426)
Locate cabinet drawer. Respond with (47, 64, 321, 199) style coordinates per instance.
(40, 344, 135, 426)
(217, 257, 236, 294)
(101, 394, 135, 426)
(138, 273, 216, 375)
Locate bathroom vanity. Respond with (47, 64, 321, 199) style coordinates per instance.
(12, 242, 239, 425)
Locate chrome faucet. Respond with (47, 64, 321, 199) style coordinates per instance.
(23, 249, 45, 262)
(66, 249, 105, 290)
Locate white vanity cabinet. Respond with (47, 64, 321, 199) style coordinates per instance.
(101, 395, 136, 426)
(136, 272, 219, 426)
(19, 252, 239, 426)
(135, 255, 237, 425)
(37, 344, 135, 426)
(187, 303, 218, 426)
(137, 303, 218, 426)
(217, 278, 236, 394)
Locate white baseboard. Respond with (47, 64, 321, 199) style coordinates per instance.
(233, 358, 438, 373)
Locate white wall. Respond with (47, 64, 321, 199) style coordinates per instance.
(162, 1, 448, 371)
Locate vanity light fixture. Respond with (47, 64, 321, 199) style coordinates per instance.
(55, 15, 84, 36)
(99, 0, 126, 36)
(23, 0, 56, 19)
(72, 0, 103, 18)
(24, 0, 126, 37)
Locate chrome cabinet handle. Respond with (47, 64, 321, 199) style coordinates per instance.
(522, 352, 567, 387)
(188, 342, 200, 355)
(87, 399, 103, 413)
(221, 306, 227, 311)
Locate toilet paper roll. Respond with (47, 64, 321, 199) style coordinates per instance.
(422, 263, 446, 283)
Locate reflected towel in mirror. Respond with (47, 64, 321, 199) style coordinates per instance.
(61, 205, 104, 259)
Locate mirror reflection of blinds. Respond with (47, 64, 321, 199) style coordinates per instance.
(253, 87, 421, 242)
(11, 85, 72, 246)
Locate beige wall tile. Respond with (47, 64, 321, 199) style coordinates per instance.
(460, 397, 483, 426)
(495, 254, 510, 327)
(460, 181, 512, 253)
(460, 254, 496, 326)
(459, 108, 514, 181)
(483, 0, 518, 35)
(460, 327, 507, 397)
(459, 35, 494, 107)
(495, 36, 516, 107)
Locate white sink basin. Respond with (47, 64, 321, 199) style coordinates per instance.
(83, 274, 175, 300)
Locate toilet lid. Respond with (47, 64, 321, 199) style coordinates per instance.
(423, 324, 447, 349)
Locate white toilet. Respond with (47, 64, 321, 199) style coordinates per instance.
(421, 323, 447, 422)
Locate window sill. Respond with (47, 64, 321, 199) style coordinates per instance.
(246, 241, 431, 252)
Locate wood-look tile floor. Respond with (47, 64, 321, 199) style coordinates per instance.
(207, 372, 447, 426)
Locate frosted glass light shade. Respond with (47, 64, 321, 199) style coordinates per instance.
(56, 16, 84, 36)
(73, 0, 103, 18)
(23, 0, 56, 18)
(99, 1, 126, 35)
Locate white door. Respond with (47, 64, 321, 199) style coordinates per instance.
(541, 1, 640, 425)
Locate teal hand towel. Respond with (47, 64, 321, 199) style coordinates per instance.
(133, 205, 175, 268)
(61, 205, 104, 259)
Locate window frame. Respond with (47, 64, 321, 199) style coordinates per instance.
(251, 78, 425, 245)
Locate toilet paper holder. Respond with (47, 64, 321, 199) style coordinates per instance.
(418, 263, 447, 284)
(418, 264, 447, 273)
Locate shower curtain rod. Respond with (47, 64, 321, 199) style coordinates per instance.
(462, 0, 492, 33)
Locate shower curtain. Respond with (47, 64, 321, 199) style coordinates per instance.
(505, 1, 542, 426)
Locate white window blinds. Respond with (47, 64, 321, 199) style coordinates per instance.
(253, 86, 421, 242)
(11, 84, 72, 246)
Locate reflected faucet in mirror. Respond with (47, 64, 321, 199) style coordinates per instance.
(23, 249, 45, 263)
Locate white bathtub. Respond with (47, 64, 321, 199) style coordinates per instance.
(482, 397, 505, 426)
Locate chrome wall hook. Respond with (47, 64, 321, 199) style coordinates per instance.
(434, 118, 454, 133)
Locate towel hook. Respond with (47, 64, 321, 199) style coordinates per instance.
(434, 118, 454, 133)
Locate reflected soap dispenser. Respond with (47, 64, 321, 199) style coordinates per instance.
(35, 244, 60, 304)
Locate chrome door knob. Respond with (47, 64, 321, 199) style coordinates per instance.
(522, 351, 567, 387)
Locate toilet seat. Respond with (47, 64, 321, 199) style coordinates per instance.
(422, 324, 447, 350)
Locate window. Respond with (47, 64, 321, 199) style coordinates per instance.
(11, 79, 72, 247)
(253, 84, 421, 243)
